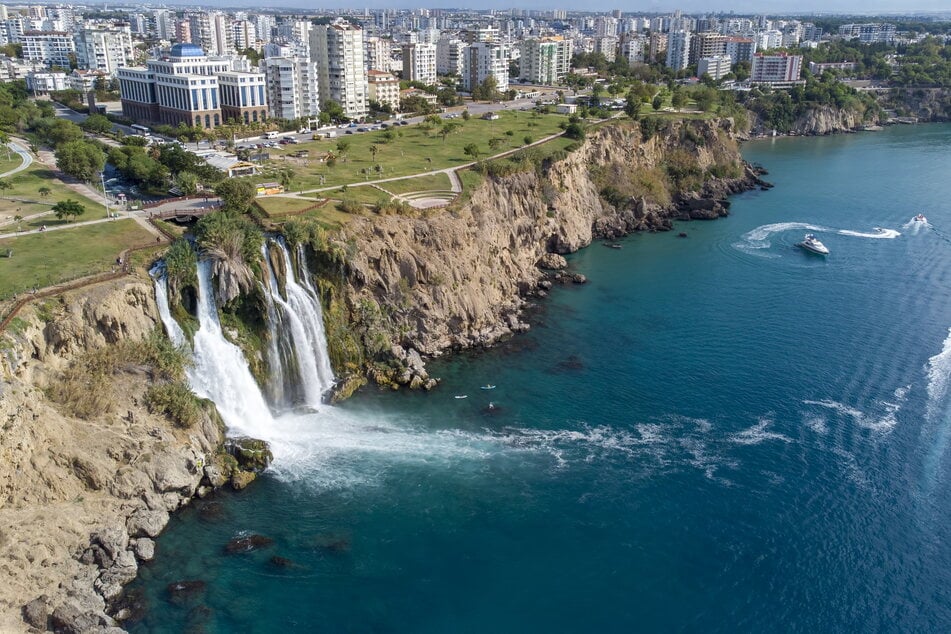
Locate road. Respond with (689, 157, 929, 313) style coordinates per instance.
(1, 141, 32, 178)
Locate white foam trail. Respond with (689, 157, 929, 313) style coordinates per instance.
(921, 328, 951, 494)
(926, 328, 951, 420)
(803, 388, 907, 434)
(728, 417, 792, 445)
(736, 221, 900, 252)
(901, 218, 931, 235)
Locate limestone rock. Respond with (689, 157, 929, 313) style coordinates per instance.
(536, 253, 568, 270)
(203, 464, 229, 488)
(22, 596, 49, 630)
(127, 508, 169, 538)
(133, 538, 155, 562)
(230, 470, 256, 490)
(144, 452, 197, 494)
(50, 600, 102, 634)
(226, 437, 273, 473)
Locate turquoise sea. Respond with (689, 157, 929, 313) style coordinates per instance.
(129, 124, 951, 632)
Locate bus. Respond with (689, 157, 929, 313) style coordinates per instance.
(130, 124, 151, 136)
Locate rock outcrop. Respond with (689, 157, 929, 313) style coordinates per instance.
(0, 278, 267, 632)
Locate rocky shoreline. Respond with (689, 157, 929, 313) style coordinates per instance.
(0, 280, 272, 633)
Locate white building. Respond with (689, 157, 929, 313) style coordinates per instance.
(263, 56, 320, 121)
(187, 11, 232, 57)
(310, 20, 369, 120)
(593, 36, 618, 62)
(74, 26, 133, 75)
(218, 70, 268, 124)
(436, 37, 466, 76)
(620, 35, 648, 65)
(21, 30, 74, 69)
(119, 43, 263, 129)
(402, 43, 436, 85)
(665, 30, 691, 71)
(461, 42, 508, 93)
(232, 20, 257, 51)
(519, 37, 572, 85)
(750, 53, 803, 85)
(365, 36, 391, 72)
(367, 70, 400, 112)
(698, 54, 733, 81)
(26, 70, 67, 94)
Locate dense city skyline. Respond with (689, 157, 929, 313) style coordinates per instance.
(137, 1, 951, 16)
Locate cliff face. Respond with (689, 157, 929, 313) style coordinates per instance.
(329, 119, 760, 371)
(750, 105, 865, 136)
(0, 280, 224, 633)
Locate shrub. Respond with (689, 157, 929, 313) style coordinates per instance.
(144, 381, 204, 428)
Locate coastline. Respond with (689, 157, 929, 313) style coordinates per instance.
(5, 116, 766, 632)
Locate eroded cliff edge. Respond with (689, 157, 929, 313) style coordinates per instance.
(316, 118, 764, 390)
(0, 280, 264, 633)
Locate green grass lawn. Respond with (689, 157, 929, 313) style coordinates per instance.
(0, 149, 24, 175)
(255, 196, 322, 217)
(381, 173, 452, 195)
(0, 162, 105, 232)
(334, 186, 390, 206)
(269, 111, 568, 191)
(0, 219, 155, 298)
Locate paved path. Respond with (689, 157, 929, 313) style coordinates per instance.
(1, 141, 30, 178)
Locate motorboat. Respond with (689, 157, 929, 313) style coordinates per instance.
(798, 234, 829, 255)
(914, 213, 927, 223)
(454, 395, 468, 399)
(480, 385, 496, 390)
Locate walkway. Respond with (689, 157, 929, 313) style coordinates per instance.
(1, 141, 31, 178)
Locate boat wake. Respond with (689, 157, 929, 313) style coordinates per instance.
(921, 327, 951, 495)
(902, 218, 932, 235)
(735, 221, 900, 254)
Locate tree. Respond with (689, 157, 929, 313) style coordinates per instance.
(81, 114, 113, 135)
(461, 110, 471, 121)
(471, 76, 500, 101)
(671, 88, 688, 109)
(652, 95, 664, 111)
(624, 91, 642, 120)
(563, 122, 586, 140)
(38, 186, 51, 198)
(463, 143, 481, 161)
(488, 137, 505, 152)
(0, 179, 10, 198)
(55, 140, 105, 182)
(369, 144, 379, 162)
(214, 179, 256, 215)
(438, 120, 462, 142)
(51, 199, 85, 223)
(321, 100, 345, 123)
(13, 214, 22, 232)
(175, 171, 199, 196)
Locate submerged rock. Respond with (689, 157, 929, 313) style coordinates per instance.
(230, 470, 256, 490)
(312, 533, 351, 554)
(166, 580, 206, 606)
(269, 556, 295, 568)
(224, 534, 274, 554)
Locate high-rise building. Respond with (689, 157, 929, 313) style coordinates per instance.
(310, 20, 368, 120)
(724, 37, 756, 65)
(365, 36, 391, 72)
(648, 32, 668, 63)
(689, 32, 726, 66)
(74, 26, 133, 75)
(665, 30, 691, 70)
(402, 43, 436, 85)
(593, 36, 618, 62)
(263, 56, 320, 121)
(436, 37, 466, 76)
(620, 35, 648, 65)
(519, 37, 572, 85)
(152, 10, 175, 41)
(187, 11, 232, 56)
(232, 20, 257, 51)
(461, 42, 508, 93)
(750, 52, 803, 84)
(21, 31, 74, 68)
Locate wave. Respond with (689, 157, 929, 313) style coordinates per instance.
(920, 327, 951, 497)
(735, 221, 901, 253)
(728, 417, 793, 445)
(901, 218, 931, 235)
(802, 385, 908, 434)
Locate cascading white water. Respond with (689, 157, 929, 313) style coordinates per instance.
(153, 261, 276, 437)
(260, 238, 335, 409)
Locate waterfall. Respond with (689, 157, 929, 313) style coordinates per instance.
(153, 261, 275, 437)
(260, 237, 335, 410)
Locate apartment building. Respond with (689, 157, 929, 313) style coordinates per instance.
(665, 30, 691, 71)
(461, 41, 508, 93)
(402, 42, 437, 85)
(436, 36, 466, 76)
(750, 52, 803, 85)
(263, 56, 320, 121)
(74, 26, 134, 75)
(367, 69, 400, 111)
(697, 54, 732, 81)
(519, 36, 572, 85)
(21, 30, 74, 68)
(310, 20, 368, 120)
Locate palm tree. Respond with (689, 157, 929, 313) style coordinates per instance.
(13, 214, 22, 233)
(369, 144, 379, 163)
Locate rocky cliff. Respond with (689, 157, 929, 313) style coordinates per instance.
(319, 119, 763, 386)
(0, 279, 263, 633)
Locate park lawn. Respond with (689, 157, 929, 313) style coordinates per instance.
(334, 186, 390, 206)
(293, 202, 356, 230)
(0, 150, 23, 175)
(0, 163, 105, 232)
(281, 110, 569, 190)
(0, 219, 154, 299)
(380, 173, 452, 195)
(255, 195, 322, 217)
